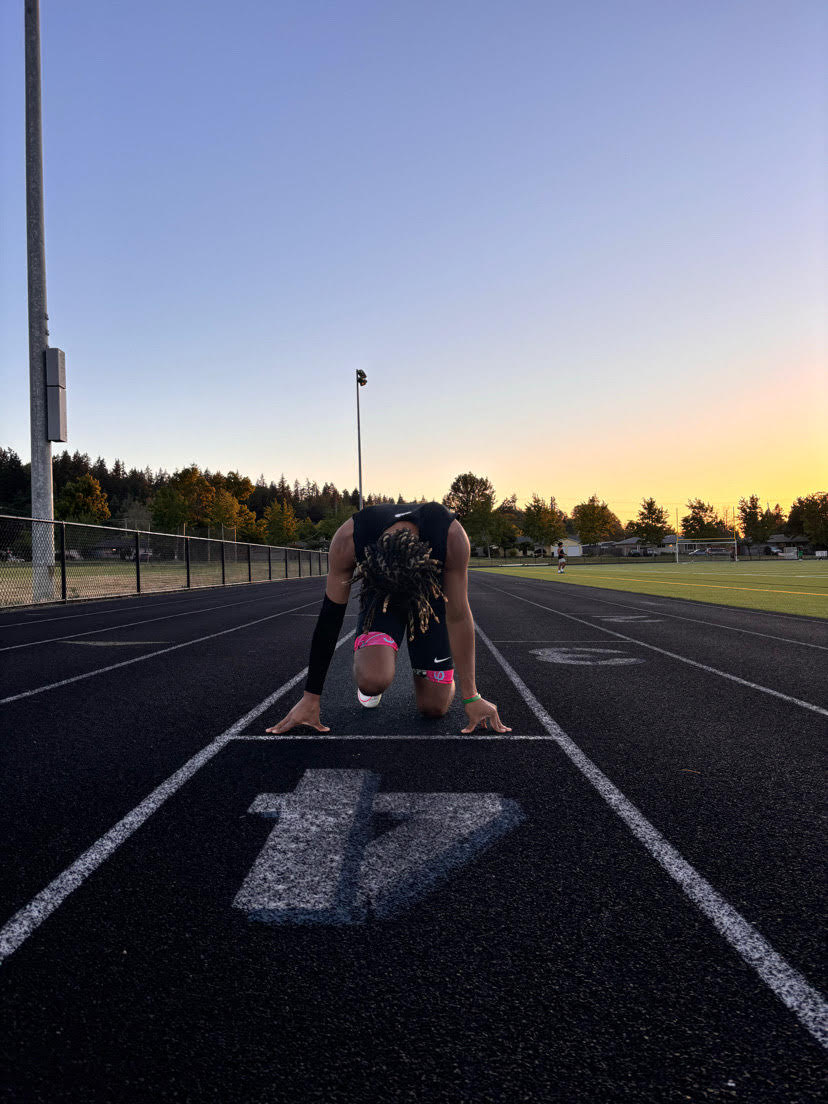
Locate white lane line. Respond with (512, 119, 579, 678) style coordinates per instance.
(64, 641, 169, 647)
(474, 623, 828, 1050)
(515, 584, 828, 651)
(483, 585, 828, 719)
(0, 583, 326, 648)
(484, 574, 828, 624)
(0, 631, 355, 965)
(0, 591, 215, 627)
(0, 599, 323, 706)
(235, 733, 552, 741)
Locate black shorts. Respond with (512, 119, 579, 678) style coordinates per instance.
(355, 590, 453, 675)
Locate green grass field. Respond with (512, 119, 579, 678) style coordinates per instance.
(471, 560, 828, 618)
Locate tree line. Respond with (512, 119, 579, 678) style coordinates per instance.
(1, 448, 825, 549)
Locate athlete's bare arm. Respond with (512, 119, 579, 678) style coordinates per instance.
(266, 519, 356, 734)
(444, 520, 510, 734)
(322, 517, 357, 603)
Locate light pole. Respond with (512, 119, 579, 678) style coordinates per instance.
(355, 370, 367, 509)
(26, 0, 54, 599)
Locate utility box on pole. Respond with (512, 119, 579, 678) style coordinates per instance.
(45, 347, 67, 441)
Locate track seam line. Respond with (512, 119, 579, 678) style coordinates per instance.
(481, 583, 828, 718)
(0, 630, 355, 965)
(474, 623, 828, 1050)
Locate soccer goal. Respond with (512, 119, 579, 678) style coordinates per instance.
(679, 537, 739, 563)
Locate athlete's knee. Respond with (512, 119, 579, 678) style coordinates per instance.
(418, 700, 451, 719)
(358, 672, 394, 696)
(353, 654, 395, 696)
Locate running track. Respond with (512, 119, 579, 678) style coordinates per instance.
(0, 572, 825, 1102)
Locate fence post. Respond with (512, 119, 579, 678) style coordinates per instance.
(221, 540, 226, 585)
(247, 544, 252, 582)
(59, 522, 67, 601)
(185, 537, 191, 588)
(284, 548, 288, 579)
(135, 532, 141, 594)
(298, 549, 303, 577)
(268, 547, 272, 581)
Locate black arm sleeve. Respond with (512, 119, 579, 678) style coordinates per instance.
(305, 595, 348, 695)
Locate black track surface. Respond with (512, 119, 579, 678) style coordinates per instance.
(1, 574, 825, 1102)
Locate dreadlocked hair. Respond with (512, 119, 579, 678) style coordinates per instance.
(353, 528, 445, 641)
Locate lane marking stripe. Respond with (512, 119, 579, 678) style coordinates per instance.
(0, 632, 355, 964)
(0, 598, 322, 706)
(483, 584, 828, 719)
(511, 571, 828, 599)
(513, 586, 828, 651)
(234, 733, 553, 741)
(0, 575, 320, 629)
(0, 586, 324, 652)
(474, 623, 828, 1050)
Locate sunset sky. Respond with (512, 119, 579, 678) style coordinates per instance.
(1, 1, 825, 523)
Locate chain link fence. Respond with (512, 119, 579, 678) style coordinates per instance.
(0, 516, 328, 608)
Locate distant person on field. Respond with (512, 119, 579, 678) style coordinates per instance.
(557, 541, 567, 574)
(267, 501, 510, 735)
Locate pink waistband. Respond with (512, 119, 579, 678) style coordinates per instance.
(354, 631, 399, 652)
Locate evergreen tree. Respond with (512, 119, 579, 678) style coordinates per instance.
(442, 473, 495, 520)
(151, 486, 189, 532)
(0, 448, 31, 515)
(787, 493, 827, 545)
(633, 498, 671, 546)
(680, 499, 727, 538)
(571, 495, 624, 544)
(522, 494, 564, 547)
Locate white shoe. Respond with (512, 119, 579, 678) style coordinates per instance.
(357, 689, 383, 709)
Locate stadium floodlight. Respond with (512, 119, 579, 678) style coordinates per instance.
(355, 370, 368, 509)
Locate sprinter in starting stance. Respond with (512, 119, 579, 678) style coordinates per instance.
(268, 501, 510, 735)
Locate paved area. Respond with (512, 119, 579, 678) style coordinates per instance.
(1, 574, 826, 1101)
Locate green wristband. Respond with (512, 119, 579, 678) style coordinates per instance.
(462, 693, 481, 705)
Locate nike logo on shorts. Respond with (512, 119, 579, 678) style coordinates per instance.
(434, 655, 451, 663)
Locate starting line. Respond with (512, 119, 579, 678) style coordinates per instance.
(237, 732, 557, 740)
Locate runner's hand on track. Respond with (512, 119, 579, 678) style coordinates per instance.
(266, 693, 330, 734)
(461, 696, 511, 734)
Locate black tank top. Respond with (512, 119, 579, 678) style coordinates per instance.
(352, 502, 455, 573)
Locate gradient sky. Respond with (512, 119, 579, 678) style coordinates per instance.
(1, 0, 826, 523)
